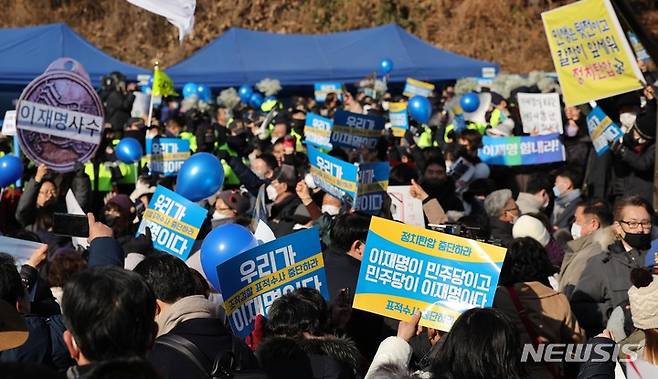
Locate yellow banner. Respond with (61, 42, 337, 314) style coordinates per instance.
(541, 0, 644, 105)
(223, 253, 324, 314)
(142, 208, 198, 239)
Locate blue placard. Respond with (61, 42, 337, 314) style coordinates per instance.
(586, 106, 623, 156)
(314, 82, 343, 103)
(308, 145, 358, 205)
(308, 145, 389, 213)
(145, 137, 190, 176)
(353, 217, 506, 331)
(478, 134, 566, 166)
(136, 185, 208, 260)
(355, 161, 390, 214)
(217, 227, 329, 338)
(304, 113, 333, 150)
(330, 110, 385, 150)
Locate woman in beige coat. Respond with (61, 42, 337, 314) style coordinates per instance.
(494, 237, 585, 379)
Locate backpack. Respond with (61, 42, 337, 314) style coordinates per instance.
(156, 334, 267, 379)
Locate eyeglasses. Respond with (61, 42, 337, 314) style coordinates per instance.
(503, 206, 519, 213)
(619, 220, 652, 229)
(39, 189, 57, 196)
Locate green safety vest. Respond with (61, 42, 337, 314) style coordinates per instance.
(490, 108, 502, 127)
(290, 129, 304, 151)
(179, 132, 197, 153)
(417, 126, 438, 148)
(217, 144, 241, 186)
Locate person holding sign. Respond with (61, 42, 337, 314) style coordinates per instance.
(608, 86, 657, 205)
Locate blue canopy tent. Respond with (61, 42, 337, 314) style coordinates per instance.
(0, 23, 147, 87)
(167, 24, 498, 87)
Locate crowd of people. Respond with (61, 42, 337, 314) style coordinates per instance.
(1, 59, 658, 379)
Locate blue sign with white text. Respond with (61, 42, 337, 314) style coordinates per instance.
(136, 185, 208, 260)
(331, 110, 385, 150)
(217, 228, 329, 338)
(145, 137, 190, 176)
(308, 145, 358, 205)
(356, 161, 390, 214)
(304, 113, 333, 150)
(314, 82, 343, 103)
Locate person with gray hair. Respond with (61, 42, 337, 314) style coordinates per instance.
(484, 189, 519, 246)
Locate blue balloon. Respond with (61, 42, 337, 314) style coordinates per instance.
(197, 84, 211, 102)
(182, 82, 198, 99)
(176, 152, 224, 202)
(249, 92, 264, 108)
(115, 138, 143, 164)
(380, 58, 394, 74)
(238, 84, 253, 102)
(201, 223, 258, 290)
(460, 92, 481, 113)
(0, 155, 23, 188)
(140, 85, 150, 94)
(408, 95, 432, 124)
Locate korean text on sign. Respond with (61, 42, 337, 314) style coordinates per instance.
(403, 78, 435, 98)
(353, 217, 507, 332)
(136, 185, 208, 260)
(517, 93, 564, 135)
(330, 110, 385, 150)
(586, 106, 623, 156)
(217, 227, 329, 338)
(388, 102, 409, 137)
(356, 161, 390, 215)
(308, 145, 358, 204)
(304, 113, 333, 150)
(16, 100, 103, 144)
(478, 134, 566, 166)
(145, 137, 191, 176)
(541, 0, 644, 105)
(314, 82, 343, 103)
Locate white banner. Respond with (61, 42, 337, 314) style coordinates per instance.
(16, 101, 103, 144)
(517, 93, 563, 135)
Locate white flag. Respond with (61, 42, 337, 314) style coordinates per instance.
(126, 0, 196, 42)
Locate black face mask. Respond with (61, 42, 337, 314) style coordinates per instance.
(623, 232, 652, 251)
(104, 214, 119, 227)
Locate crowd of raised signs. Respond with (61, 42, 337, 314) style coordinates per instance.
(2, 54, 658, 378)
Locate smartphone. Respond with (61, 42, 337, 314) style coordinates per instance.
(52, 213, 89, 238)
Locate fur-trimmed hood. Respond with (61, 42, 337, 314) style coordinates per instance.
(257, 335, 362, 377)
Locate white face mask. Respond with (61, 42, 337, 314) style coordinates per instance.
(571, 222, 582, 240)
(266, 184, 279, 201)
(619, 112, 637, 129)
(321, 204, 340, 216)
(212, 210, 233, 220)
(305, 173, 317, 189)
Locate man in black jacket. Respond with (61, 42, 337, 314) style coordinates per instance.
(134, 254, 258, 379)
(570, 195, 653, 337)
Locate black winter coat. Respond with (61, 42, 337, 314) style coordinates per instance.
(257, 336, 361, 379)
(610, 141, 655, 204)
(149, 318, 259, 379)
(0, 314, 72, 370)
(103, 91, 134, 132)
(570, 241, 648, 337)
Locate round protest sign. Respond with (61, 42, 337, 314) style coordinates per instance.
(16, 58, 104, 172)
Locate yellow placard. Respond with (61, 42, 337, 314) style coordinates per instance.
(541, 0, 644, 105)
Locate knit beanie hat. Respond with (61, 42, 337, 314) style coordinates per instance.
(512, 215, 550, 247)
(628, 274, 658, 330)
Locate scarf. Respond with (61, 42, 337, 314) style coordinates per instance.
(156, 295, 211, 337)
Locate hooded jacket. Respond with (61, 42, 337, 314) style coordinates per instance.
(570, 241, 648, 337)
(257, 335, 362, 379)
(516, 192, 544, 215)
(559, 226, 616, 299)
